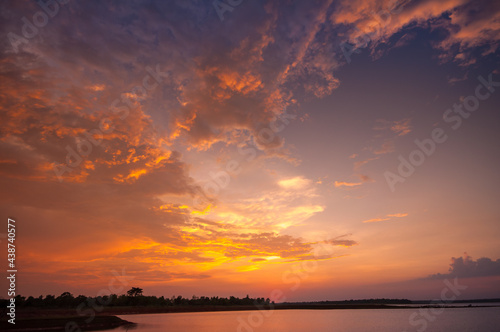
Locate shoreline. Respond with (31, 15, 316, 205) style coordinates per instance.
(0, 315, 134, 332)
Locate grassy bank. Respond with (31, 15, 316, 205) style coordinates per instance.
(0, 315, 134, 332)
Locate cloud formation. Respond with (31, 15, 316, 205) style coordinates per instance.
(373, 118, 412, 137)
(362, 212, 408, 223)
(325, 235, 358, 247)
(335, 181, 362, 188)
(331, 0, 500, 64)
(279, 176, 313, 190)
(1, 0, 498, 296)
(427, 254, 500, 279)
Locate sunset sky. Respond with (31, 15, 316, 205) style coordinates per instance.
(1, 0, 500, 301)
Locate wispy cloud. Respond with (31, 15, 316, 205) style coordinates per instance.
(358, 174, 375, 183)
(324, 234, 358, 247)
(447, 72, 469, 85)
(362, 212, 409, 223)
(334, 181, 362, 188)
(373, 140, 395, 155)
(354, 156, 380, 169)
(279, 176, 313, 190)
(362, 217, 391, 223)
(374, 118, 412, 137)
(391, 119, 412, 136)
(387, 213, 409, 218)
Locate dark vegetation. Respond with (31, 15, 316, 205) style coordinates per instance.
(3, 289, 498, 310)
(0, 315, 133, 331)
(0, 288, 272, 309)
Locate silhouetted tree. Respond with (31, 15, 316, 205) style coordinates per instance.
(44, 295, 56, 306)
(127, 287, 144, 297)
(56, 292, 74, 307)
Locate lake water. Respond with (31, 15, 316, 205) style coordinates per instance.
(107, 307, 500, 332)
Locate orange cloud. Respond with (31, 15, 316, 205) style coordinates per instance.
(387, 213, 409, 218)
(354, 156, 380, 169)
(374, 118, 412, 136)
(278, 176, 312, 190)
(362, 217, 391, 223)
(332, 0, 500, 65)
(373, 140, 395, 155)
(363, 212, 409, 223)
(114, 168, 148, 183)
(87, 84, 106, 91)
(391, 119, 412, 136)
(334, 181, 362, 188)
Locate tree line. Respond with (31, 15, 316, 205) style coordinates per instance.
(1, 288, 272, 308)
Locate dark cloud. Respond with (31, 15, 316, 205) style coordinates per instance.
(251, 258, 267, 262)
(326, 237, 358, 247)
(427, 254, 500, 279)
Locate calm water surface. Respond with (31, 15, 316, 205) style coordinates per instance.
(107, 307, 500, 332)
